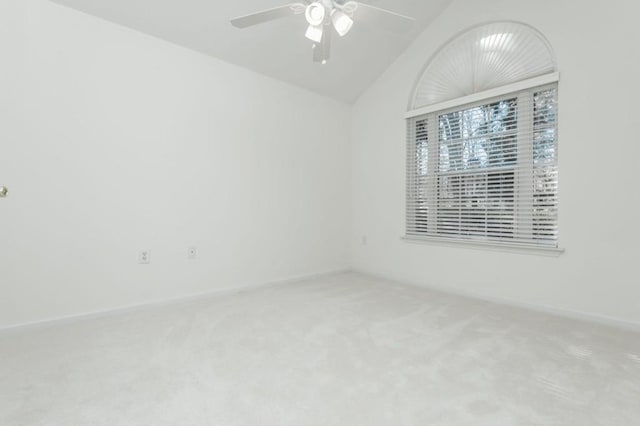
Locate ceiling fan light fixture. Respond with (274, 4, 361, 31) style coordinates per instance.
(229, 0, 414, 65)
(305, 2, 326, 26)
(331, 9, 353, 37)
(305, 24, 323, 43)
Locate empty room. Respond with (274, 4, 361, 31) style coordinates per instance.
(1, 0, 639, 424)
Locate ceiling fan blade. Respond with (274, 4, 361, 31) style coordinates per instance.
(231, 4, 305, 29)
(313, 25, 331, 64)
(353, 2, 415, 33)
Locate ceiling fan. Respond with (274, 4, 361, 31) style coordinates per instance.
(230, 1, 415, 64)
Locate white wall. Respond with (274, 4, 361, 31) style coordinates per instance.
(351, 0, 640, 327)
(0, 0, 351, 328)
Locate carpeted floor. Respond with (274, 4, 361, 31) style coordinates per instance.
(1, 273, 639, 425)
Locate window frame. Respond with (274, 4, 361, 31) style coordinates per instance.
(405, 73, 563, 254)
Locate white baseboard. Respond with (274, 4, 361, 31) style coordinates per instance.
(353, 269, 640, 333)
(5, 268, 637, 335)
(0, 268, 351, 335)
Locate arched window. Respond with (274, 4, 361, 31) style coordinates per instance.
(405, 22, 560, 250)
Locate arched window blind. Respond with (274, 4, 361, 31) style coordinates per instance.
(406, 23, 560, 250)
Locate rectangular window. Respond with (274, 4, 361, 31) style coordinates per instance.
(406, 84, 558, 249)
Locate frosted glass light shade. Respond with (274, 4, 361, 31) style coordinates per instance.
(306, 24, 323, 43)
(305, 3, 325, 26)
(331, 10, 353, 37)
(411, 22, 556, 110)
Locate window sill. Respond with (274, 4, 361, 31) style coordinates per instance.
(402, 236, 565, 257)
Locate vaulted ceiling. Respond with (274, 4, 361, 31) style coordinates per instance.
(49, 0, 453, 103)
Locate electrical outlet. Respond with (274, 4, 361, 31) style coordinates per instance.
(138, 250, 150, 264)
(188, 247, 197, 260)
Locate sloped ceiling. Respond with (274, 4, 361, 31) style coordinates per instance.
(49, 0, 453, 103)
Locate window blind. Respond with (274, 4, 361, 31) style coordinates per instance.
(406, 83, 558, 248)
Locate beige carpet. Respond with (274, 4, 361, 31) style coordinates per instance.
(1, 273, 639, 425)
